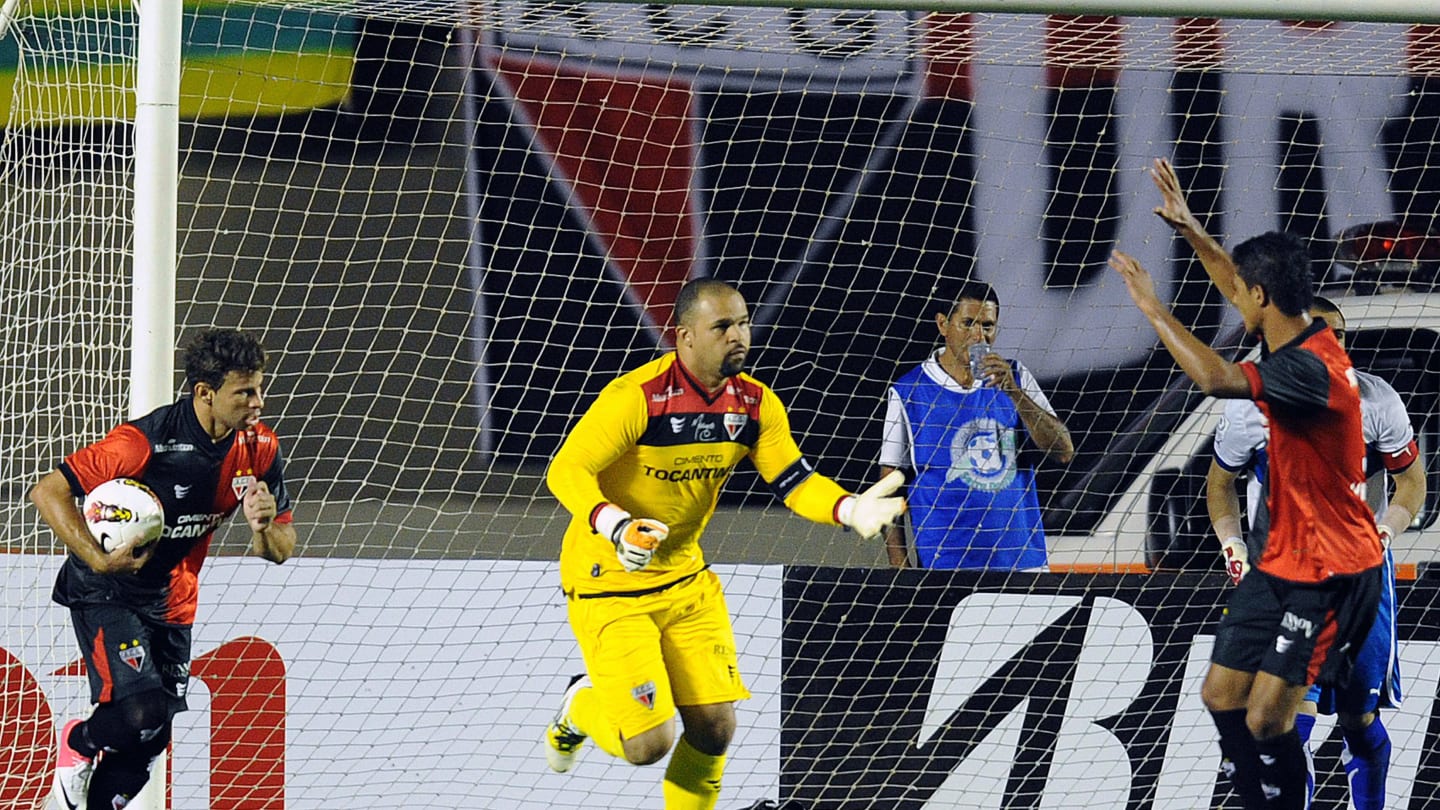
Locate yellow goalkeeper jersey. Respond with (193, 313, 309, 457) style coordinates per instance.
(548, 352, 848, 596)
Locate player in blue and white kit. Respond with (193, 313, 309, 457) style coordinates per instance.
(879, 280, 1074, 569)
(1207, 298, 1426, 810)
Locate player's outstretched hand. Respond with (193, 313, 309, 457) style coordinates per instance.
(1150, 157, 1202, 235)
(612, 518, 669, 572)
(1219, 537, 1249, 585)
(839, 470, 907, 541)
(1109, 250, 1162, 313)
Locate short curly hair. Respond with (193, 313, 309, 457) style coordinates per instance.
(182, 329, 267, 391)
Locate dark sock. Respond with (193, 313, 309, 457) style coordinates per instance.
(1254, 727, 1310, 810)
(1211, 708, 1267, 809)
(86, 749, 158, 810)
(78, 691, 170, 753)
(66, 721, 100, 760)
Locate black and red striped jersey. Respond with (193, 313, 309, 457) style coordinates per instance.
(1237, 319, 1382, 582)
(53, 396, 293, 624)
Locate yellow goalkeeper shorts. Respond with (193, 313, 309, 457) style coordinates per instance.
(567, 567, 751, 739)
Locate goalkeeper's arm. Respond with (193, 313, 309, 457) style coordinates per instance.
(752, 388, 903, 540)
(772, 459, 905, 541)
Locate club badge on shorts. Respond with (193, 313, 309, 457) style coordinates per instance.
(632, 680, 657, 710)
(118, 639, 146, 672)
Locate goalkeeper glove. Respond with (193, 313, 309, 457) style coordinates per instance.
(593, 504, 669, 572)
(1377, 524, 1394, 550)
(837, 470, 906, 541)
(1219, 537, 1249, 585)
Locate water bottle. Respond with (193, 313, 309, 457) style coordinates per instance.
(968, 342, 991, 384)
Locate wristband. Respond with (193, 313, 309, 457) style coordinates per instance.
(592, 503, 631, 540)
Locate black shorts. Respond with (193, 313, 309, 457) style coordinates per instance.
(1211, 565, 1382, 688)
(71, 603, 192, 713)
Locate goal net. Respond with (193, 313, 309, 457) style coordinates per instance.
(1, 1, 1439, 809)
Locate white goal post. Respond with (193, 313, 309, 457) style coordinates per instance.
(1, 1, 1440, 809)
(130, 0, 180, 419)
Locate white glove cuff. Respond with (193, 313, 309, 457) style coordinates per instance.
(593, 503, 632, 541)
(836, 496, 856, 528)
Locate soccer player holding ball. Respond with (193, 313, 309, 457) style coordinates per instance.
(31, 328, 296, 810)
(81, 478, 166, 556)
(544, 278, 905, 810)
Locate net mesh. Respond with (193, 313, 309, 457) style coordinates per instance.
(1, 4, 1439, 809)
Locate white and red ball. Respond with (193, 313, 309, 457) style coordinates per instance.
(82, 478, 164, 554)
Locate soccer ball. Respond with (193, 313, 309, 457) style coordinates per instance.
(82, 478, 165, 554)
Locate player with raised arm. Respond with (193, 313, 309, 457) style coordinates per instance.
(1109, 159, 1384, 810)
(1208, 297, 1425, 810)
(543, 278, 904, 810)
(32, 328, 296, 810)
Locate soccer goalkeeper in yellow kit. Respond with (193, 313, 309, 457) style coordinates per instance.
(544, 278, 905, 810)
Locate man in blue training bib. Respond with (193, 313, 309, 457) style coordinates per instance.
(878, 280, 1074, 569)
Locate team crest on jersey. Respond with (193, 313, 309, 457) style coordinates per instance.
(948, 417, 1017, 491)
(231, 473, 257, 499)
(724, 412, 747, 439)
(632, 680, 657, 710)
(118, 639, 146, 673)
